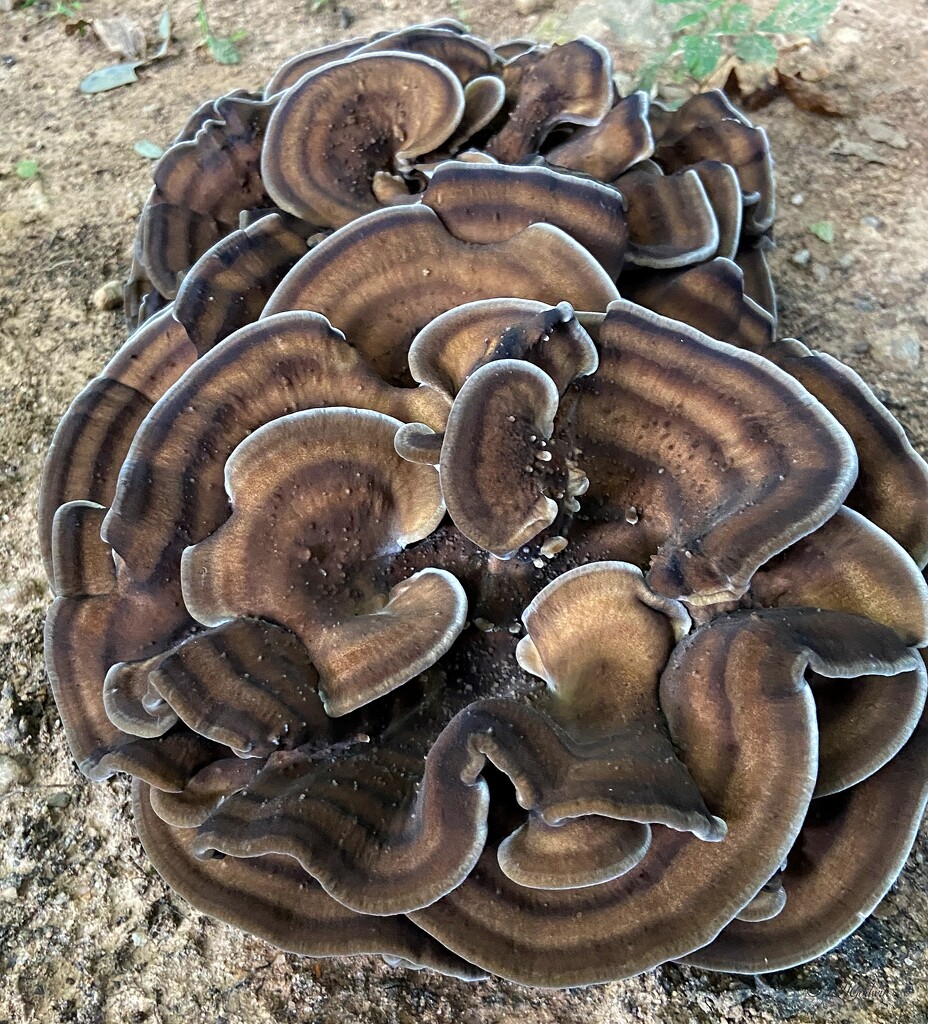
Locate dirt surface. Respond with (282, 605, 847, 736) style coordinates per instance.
(1, 1, 927, 1022)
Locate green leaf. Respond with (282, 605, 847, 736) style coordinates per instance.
(133, 140, 164, 160)
(758, 0, 838, 34)
(734, 33, 779, 64)
(681, 34, 722, 79)
(673, 9, 708, 31)
(15, 158, 39, 179)
(207, 35, 241, 64)
(721, 2, 755, 33)
(79, 61, 142, 93)
(809, 219, 835, 243)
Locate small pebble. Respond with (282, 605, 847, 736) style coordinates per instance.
(0, 753, 29, 795)
(0, 886, 18, 903)
(860, 215, 882, 230)
(792, 249, 811, 266)
(790, 193, 804, 206)
(812, 264, 830, 284)
(91, 279, 123, 311)
(46, 790, 71, 808)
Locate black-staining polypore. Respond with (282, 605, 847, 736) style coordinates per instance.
(41, 22, 928, 988)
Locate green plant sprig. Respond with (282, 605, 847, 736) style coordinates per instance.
(195, 0, 247, 66)
(638, 0, 839, 91)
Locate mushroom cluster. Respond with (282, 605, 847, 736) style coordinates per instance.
(41, 23, 928, 987)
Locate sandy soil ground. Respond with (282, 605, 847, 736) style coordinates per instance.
(1, 1, 927, 1021)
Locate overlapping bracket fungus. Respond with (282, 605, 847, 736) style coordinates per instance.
(41, 22, 928, 987)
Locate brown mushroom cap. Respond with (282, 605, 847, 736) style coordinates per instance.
(748, 506, 928, 646)
(141, 94, 277, 295)
(497, 816, 652, 889)
(577, 301, 857, 604)
(439, 360, 561, 557)
(546, 91, 654, 182)
(810, 662, 927, 797)
(421, 160, 628, 278)
(485, 38, 613, 163)
(45, 499, 206, 787)
(149, 619, 331, 757)
(444, 75, 506, 154)
(687, 159, 747, 261)
(262, 53, 465, 229)
(623, 257, 774, 354)
(355, 25, 498, 83)
(263, 37, 367, 97)
(180, 408, 463, 716)
(411, 609, 916, 985)
(103, 311, 449, 585)
(683, 679, 928, 973)
(172, 212, 312, 355)
(133, 779, 487, 978)
(618, 167, 720, 269)
(653, 90, 775, 235)
(407, 298, 597, 399)
(515, 562, 723, 840)
(769, 339, 928, 567)
(735, 234, 777, 318)
(262, 204, 619, 382)
(38, 308, 196, 580)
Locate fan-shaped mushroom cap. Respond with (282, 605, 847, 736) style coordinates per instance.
(139, 199, 223, 298)
(749, 506, 928, 646)
(683, 683, 928, 973)
(736, 874, 787, 923)
(173, 213, 311, 355)
(444, 75, 506, 153)
(181, 408, 464, 715)
(769, 339, 928, 567)
(407, 298, 597, 399)
(411, 609, 914, 985)
(546, 91, 654, 181)
(152, 95, 275, 225)
(514, 562, 723, 843)
(811, 661, 927, 797)
(618, 167, 720, 269)
(577, 301, 857, 604)
(103, 311, 449, 583)
(45, 500, 205, 786)
(497, 816, 652, 889)
(653, 90, 775, 235)
(262, 204, 619, 382)
(263, 37, 367, 97)
(495, 38, 536, 62)
(188, 707, 494, 915)
(421, 161, 627, 278)
(687, 160, 746, 260)
(735, 234, 777, 317)
(624, 258, 774, 354)
(149, 757, 262, 828)
(355, 25, 497, 82)
(439, 360, 560, 557)
(262, 53, 465, 229)
(149, 619, 330, 757)
(133, 779, 487, 979)
(38, 308, 196, 580)
(140, 94, 277, 295)
(486, 38, 613, 163)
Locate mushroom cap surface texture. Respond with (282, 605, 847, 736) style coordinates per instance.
(41, 24, 928, 989)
